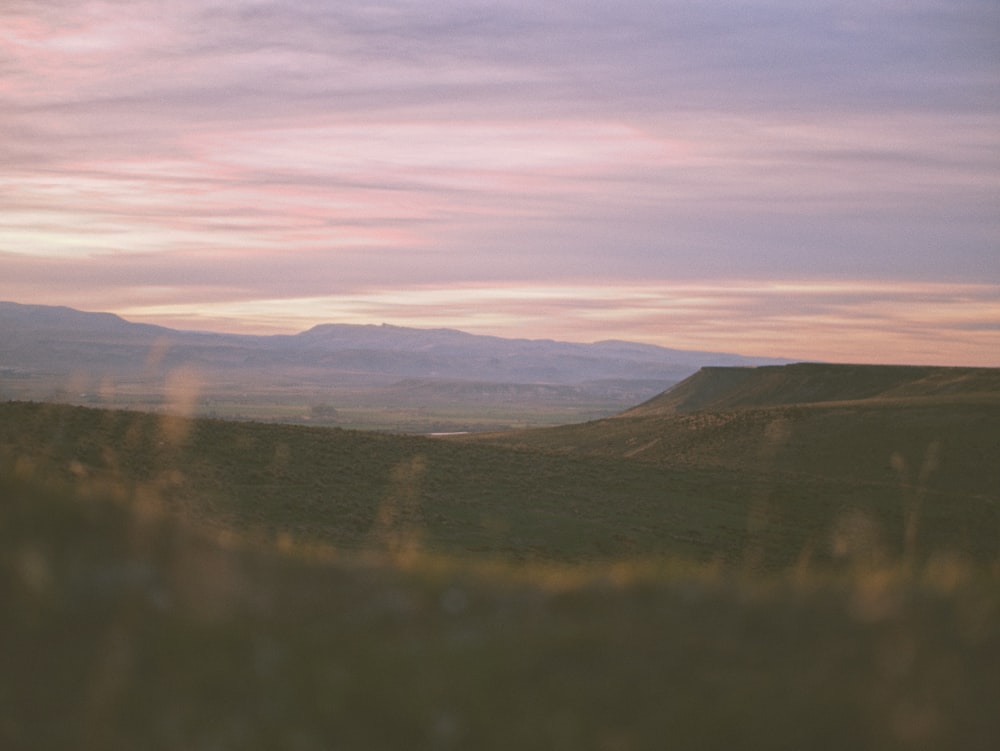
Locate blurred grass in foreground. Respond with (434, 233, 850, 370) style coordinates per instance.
(3, 462, 999, 751)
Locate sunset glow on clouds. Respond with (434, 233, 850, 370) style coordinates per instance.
(2, 0, 998, 365)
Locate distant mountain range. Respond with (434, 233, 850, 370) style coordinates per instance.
(0, 300, 787, 382)
(0, 300, 790, 429)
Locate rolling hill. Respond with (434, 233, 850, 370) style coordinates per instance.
(2, 363, 999, 748)
(618, 362, 1000, 416)
(478, 364, 1000, 478)
(472, 363, 1000, 563)
(4, 361, 998, 567)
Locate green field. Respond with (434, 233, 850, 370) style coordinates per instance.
(2, 370, 999, 749)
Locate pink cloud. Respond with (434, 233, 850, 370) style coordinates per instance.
(1, 1, 997, 366)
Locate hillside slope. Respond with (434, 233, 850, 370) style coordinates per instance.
(5, 449, 998, 750)
(5, 396, 998, 567)
(3, 367, 998, 748)
(476, 363, 1000, 507)
(620, 362, 1000, 417)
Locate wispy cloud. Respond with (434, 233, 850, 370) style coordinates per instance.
(1, 0, 997, 363)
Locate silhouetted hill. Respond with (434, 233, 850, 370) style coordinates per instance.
(0, 301, 252, 374)
(619, 362, 1000, 417)
(0, 301, 152, 333)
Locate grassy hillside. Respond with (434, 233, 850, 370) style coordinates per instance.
(619, 363, 1000, 416)
(473, 365, 1000, 565)
(4, 397, 997, 568)
(0, 401, 763, 564)
(3, 445, 999, 750)
(482, 396, 1000, 497)
(3, 371, 1000, 748)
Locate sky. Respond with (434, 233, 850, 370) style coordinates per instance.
(1, 0, 998, 365)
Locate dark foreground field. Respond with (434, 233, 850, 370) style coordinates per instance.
(2, 371, 999, 749)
